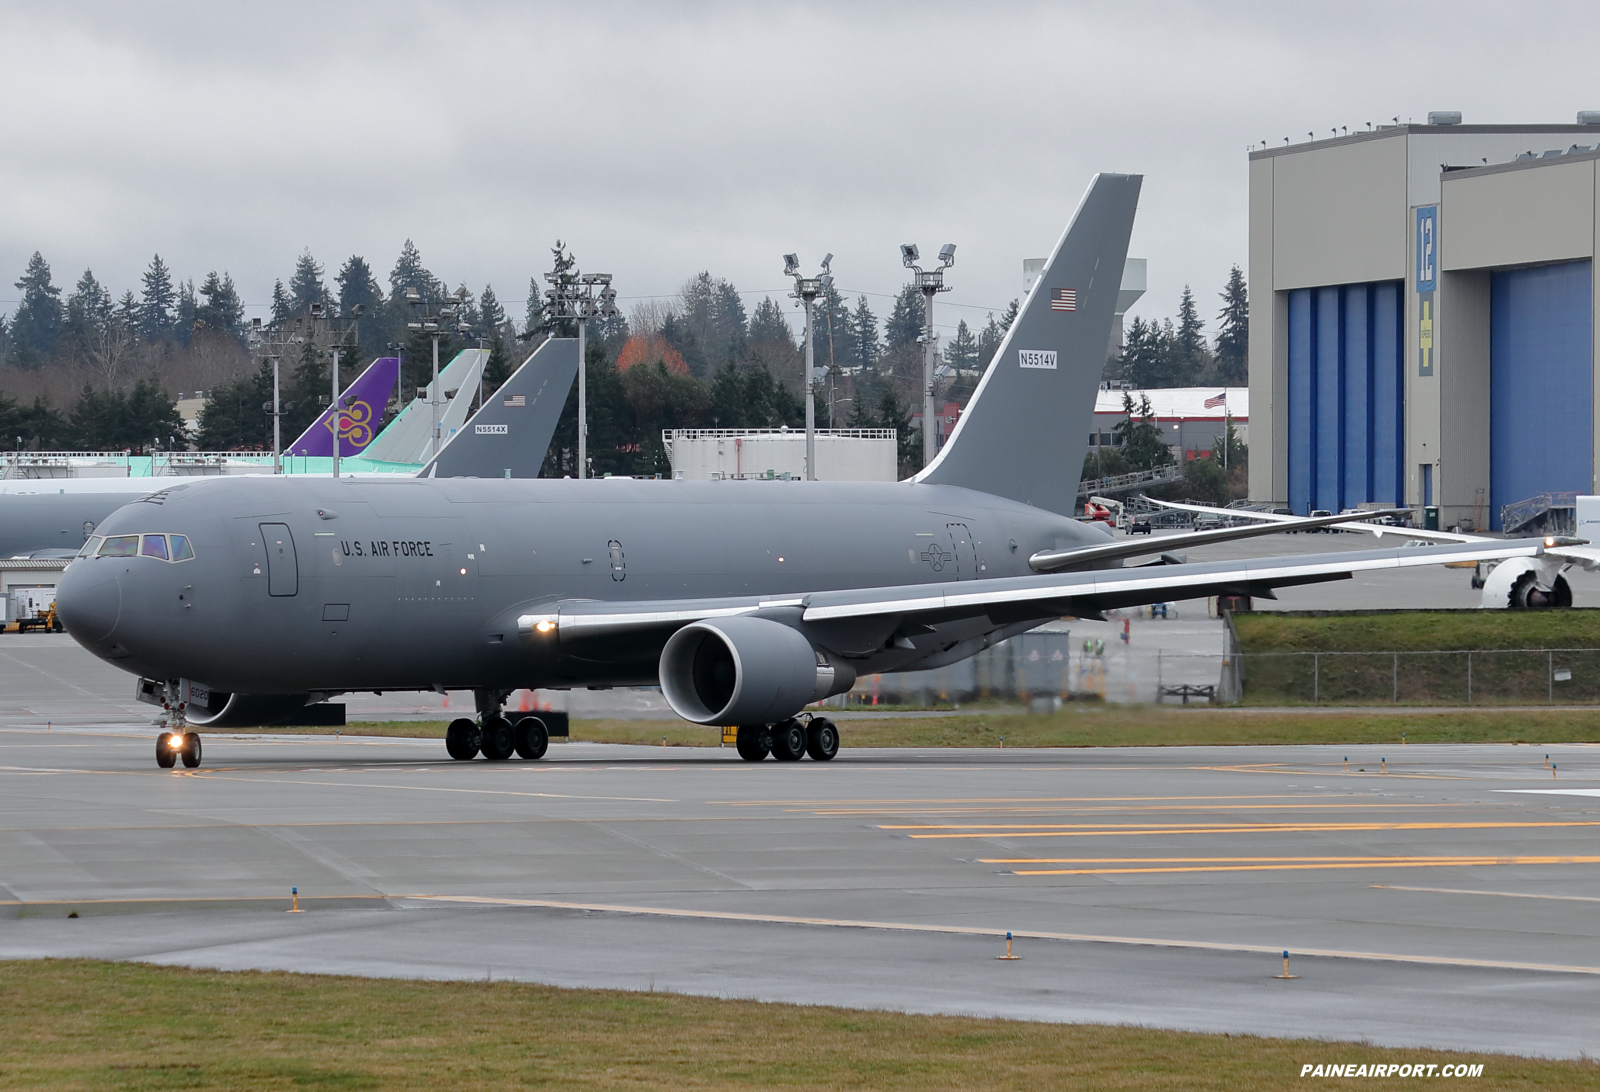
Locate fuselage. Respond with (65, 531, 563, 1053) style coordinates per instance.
(56, 475, 1102, 694)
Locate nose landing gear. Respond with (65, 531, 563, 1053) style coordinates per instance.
(153, 681, 202, 769)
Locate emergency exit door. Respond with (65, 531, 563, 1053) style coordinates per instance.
(260, 523, 298, 596)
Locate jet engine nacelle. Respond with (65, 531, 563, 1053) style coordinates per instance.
(1479, 556, 1572, 610)
(659, 616, 853, 726)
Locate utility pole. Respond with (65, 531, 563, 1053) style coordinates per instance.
(309, 302, 362, 478)
(901, 242, 956, 464)
(544, 270, 619, 479)
(247, 317, 287, 474)
(784, 253, 833, 480)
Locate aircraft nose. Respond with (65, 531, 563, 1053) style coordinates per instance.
(56, 560, 121, 643)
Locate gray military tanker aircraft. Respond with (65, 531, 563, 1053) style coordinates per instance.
(55, 174, 1545, 769)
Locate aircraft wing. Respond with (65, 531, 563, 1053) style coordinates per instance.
(1146, 497, 1600, 569)
(1027, 507, 1411, 572)
(521, 539, 1545, 645)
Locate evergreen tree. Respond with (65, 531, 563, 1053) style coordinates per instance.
(852, 296, 880, 368)
(126, 379, 186, 449)
(63, 269, 112, 358)
(678, 271, 746, 372)
(1215, 264, 1249, 384)
(195, 271, 244, 336)
(1170, 284, 1206, 383)
(8, 251, 63, 366)
(814, 281, 852, 371)
(388, 239, 440, 300)
(708, 362, 803, 429)
(998, 299, 1020, 331)
(270, 279, 291, 324)
(660, 313, 704, 376)
(977, 311, 1006, 370)
(336, 255, 383, 317)
(288, 250, 327, 314)
(540, 241, 579, 338)
(196, 362, 274, 450)
(943, 319, 978, 371)
(623, 360, 713, 475)
(747, 297, 794, 347)
(884, 285, 924, 350)
(285, 339, 329, 439)
(1, 395, 69, 449)
(140, 254, 176, 341)
(1113, 393, 1174, 470)
(478, 284, 506, 331)
(175, 278, 197, 345)
(524, 274, 545, 337)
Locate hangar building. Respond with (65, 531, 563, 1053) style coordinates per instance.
(1248, 114, 1600, 530)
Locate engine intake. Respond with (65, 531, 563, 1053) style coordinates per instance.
(659, 616, 852, 726)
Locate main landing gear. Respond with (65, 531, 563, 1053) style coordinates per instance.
(446, 689, 550, 762)
(735, 716, 838, 763)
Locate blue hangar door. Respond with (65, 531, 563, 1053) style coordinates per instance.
(1490, 261, 1594, 530)
(1286, 281, 1404, 515)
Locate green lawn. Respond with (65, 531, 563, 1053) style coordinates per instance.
(1234, 610, 1600, 705)
(0, 959, 1590, 1091)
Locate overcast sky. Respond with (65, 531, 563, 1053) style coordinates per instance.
(2, 2, 1595, 341)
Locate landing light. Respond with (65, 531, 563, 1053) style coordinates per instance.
(459, 567, 467, 575)
(534, 620, 556, 634)
(168, 733, 183, 747)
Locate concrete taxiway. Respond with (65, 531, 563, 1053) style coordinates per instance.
(2, 725, 1598, 1057)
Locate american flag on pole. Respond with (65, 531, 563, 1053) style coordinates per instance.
(1204, 392, 1227, 409)
(1050, 288, 1076, 312)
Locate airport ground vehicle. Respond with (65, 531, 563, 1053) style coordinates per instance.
(1128, 517, 1152, 535)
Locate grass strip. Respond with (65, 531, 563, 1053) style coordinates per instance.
(0, 959, 1591, 1091)
(224, 707, 1600, 748)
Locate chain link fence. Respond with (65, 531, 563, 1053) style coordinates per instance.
(1230, 647, 1600, 706)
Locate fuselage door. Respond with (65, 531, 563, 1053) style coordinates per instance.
(946, 522, 976, 580)
(260, 523, 298, 597)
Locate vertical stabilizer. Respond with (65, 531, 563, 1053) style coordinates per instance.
(284, 357, 400, 458)
(421, 338, 579, 478)
(913, 174, 1141, 513)
(363, 348, 488, 464)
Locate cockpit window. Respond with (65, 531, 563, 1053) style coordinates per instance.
(98, 535, 139, 558)
(93, 533, 194, 562)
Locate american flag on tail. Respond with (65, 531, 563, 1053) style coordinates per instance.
(1204, 392, 1227, 409)
(1050, 288, 1076, 312)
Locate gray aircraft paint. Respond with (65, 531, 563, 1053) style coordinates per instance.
(915, 173, 1140, 516)
(54, 174, 1542, 730)
(420, 338, 579, 480)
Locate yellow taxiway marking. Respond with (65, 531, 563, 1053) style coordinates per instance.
(893, 820, 1600, 839)
(396, 894, 1600, 976)
(718, 794, 1373, 807)
(1373, 884, 1600, 903)
(811, 802, 1463, 817)
(992, 856, 1600, 875)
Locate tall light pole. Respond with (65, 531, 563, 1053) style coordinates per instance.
(901, 242, 956, 464)
(311, 302, 362, 478)
(784, 252, 833, 481)
(405, 287, 469, 460)
(544, 271, 618, 479)
(248, 317, 287, 474)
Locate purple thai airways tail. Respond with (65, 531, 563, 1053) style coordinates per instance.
(285, 357, 399, 457)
